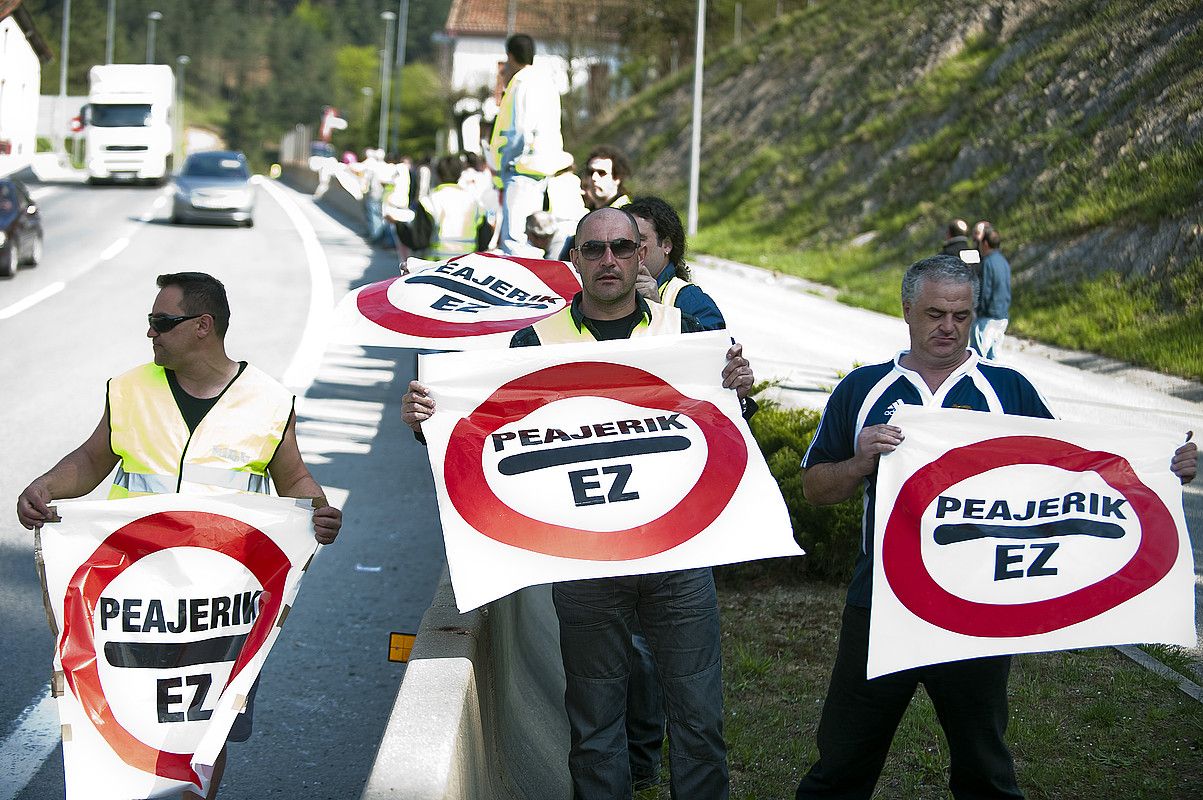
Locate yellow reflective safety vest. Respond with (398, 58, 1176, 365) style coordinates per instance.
(421, 182, 485, 259)
(658, 275, 692, 309)
(489, 65, 563, 181)
(530, 300, 681, 344)
(107, 363, 294, 499)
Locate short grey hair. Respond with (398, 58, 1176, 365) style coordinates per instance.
(901, 254, 980, 307)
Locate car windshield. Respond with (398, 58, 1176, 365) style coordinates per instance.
(182, 155, 250, 180)
(90, 104, 152, 127)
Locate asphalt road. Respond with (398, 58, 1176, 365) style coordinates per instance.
(0, 174, 445, 799)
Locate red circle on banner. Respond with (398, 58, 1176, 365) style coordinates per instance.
(444, 362, 748, 560)
(58, 511, 291, 787)
(882, 435, 1178, 638)
(356, 253, 580, 337)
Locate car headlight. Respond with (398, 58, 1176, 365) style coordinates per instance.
(0, 231, 7, 247)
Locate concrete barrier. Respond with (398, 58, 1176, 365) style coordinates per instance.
(278, 161, 368, 232)
(360, 569, 571, 799)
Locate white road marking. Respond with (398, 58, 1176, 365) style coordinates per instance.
(0, 281, 66, 320)
(0, 685, 59, 800)
(257, 177, 334, 394)
(98, 237, 130, 261)
(138, 193, 169, 223)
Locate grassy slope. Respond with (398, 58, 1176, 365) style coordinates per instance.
(591, 0, 1203, 379)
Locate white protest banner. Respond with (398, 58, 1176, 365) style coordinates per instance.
(36, 492, 318, 800)
(418, 330, 801, 611)
(869, 405, 1193, 678)
(332, 252, 581, 350)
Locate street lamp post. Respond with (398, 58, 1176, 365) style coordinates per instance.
(687, 0, 706, 236)
(175, 55, 190, 166)
(360, 86, 373, 127)
(388, 0, 409, 154)
(146, 11, 162, 64)
(58, 0, 72, 153)
(377, 11, 396, 152)
(105, 0, 116, 64)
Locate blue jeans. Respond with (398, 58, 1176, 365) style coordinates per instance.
(627, 631, 666, 781)
(364, 195, 386, 243)
(796, 605, 1022, 800)
(553, 568, 729, 800)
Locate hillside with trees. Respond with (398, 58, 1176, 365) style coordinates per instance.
(590, 0, 1203, 381)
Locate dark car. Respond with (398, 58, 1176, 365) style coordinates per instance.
(171, 150, 256, 227)
(0, 178, 43, 278)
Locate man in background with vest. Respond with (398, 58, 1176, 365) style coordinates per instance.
(490, 33, 563, 255)
(401, 207, 754, 799)
(16, 271, 341, 800)
(629, 195, 725, 332)
(420, 155, 488, 260)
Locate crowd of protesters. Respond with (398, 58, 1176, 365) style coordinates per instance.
(361, 36, 1191, 798)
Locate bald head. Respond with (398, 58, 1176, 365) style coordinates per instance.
(575, 206, 640, 243)
(570, 207, 646, 320)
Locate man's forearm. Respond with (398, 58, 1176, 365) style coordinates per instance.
(802, 460, 867, 506)
(273, 473, 325, 502)
(38, 447, 117, 500)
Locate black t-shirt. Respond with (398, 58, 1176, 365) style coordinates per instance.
(166, 362, 247, 432)
(588, 307, 647, 342)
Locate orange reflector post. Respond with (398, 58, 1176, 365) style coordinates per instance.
(388, 632, 417, 663)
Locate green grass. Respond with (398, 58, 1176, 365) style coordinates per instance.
(636, 580, 1203, 799)
(1010, 260, 1203, 380)
(1140, 643, 1203, 682)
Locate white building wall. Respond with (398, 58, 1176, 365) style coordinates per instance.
(448, 34, 618, 98)
(0, 17, 42, 156)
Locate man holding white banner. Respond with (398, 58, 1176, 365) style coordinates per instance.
(403, 207, 765, 799)
(794, 254, 1197, 800)
(16, 272, 341, 800)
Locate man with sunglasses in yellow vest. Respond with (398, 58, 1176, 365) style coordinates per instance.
(16, 271, 341, 800)
(402, 207, 755, 799)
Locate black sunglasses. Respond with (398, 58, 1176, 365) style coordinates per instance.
(577, 238, 638, 260)
(148, 313, 203, 333)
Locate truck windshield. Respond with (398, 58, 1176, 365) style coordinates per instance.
(90, 104, 153, 127)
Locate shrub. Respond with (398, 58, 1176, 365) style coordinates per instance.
(717, 394, 863, 587)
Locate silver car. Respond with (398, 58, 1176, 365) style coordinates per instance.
(171, 150, 256, 226)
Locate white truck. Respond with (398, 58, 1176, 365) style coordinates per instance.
(83, 64, 175, 184)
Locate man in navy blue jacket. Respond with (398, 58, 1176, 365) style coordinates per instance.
(795, 254, 1196, 800)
